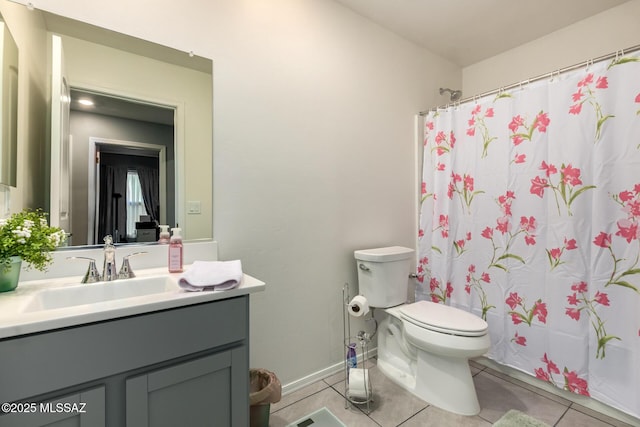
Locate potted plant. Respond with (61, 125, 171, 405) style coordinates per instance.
(0, 209, 67, 292)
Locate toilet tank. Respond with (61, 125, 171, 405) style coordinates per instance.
(354, 246, 414, 308)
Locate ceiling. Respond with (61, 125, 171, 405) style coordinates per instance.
(69, 1, 630, 120)
(70, 89, 175, 126)
(333, 0, 630, 67)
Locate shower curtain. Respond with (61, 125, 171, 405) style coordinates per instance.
(418, 51, 640, 418)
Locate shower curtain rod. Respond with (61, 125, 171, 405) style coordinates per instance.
(419, 43, 640, 116)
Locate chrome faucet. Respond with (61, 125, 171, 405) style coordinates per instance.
(67, 256, 101, 283)
(68, 238, 147, 283)
(102, 235, 117, 281)
(118, 252, 147, 279)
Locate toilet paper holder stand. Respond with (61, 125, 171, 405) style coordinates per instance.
(342, 283, 374, 414)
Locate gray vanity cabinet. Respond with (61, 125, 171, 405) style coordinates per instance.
(0, 296, 250, 427)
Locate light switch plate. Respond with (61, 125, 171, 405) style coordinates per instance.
(187, 201, 201, 214)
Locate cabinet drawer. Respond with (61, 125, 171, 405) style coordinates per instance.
(0, 296, 248, 403)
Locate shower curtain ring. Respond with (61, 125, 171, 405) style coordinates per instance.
(585, 58, 593, 71)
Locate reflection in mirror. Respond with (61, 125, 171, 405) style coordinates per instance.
(69, 89, 175, 246)
(37, 8, 213, 247)
(0, 15, 17, 187)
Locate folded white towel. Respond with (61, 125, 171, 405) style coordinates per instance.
(178, 260, 243, 292)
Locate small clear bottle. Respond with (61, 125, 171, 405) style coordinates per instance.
(158, 225, 170, 244)
(168, 227, 183, 273)
(346, 343, 357, 377)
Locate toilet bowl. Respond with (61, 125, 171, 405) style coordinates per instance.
(354, 247, 490, 416)
(378, 301, 489, 416)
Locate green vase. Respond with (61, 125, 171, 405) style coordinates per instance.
(0, 256, 22, 293)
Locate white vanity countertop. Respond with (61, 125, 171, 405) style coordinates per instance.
(0, 265, 265, 339)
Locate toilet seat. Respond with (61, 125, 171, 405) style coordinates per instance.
(399, 301, 488, 337)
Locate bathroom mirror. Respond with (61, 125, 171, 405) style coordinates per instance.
(0, 15, 17, 187)
(3, 4, 213, 246)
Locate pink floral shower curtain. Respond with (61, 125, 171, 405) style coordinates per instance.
(418, 51, 640, 418)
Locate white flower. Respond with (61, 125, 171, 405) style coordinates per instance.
(12, 227, 31, 239)
(0, 210, 65, 271)
(48, 231, 66, 246)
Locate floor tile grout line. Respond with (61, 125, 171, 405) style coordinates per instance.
(565, 402, 619, 427)
(270, 383, 332, 415)
(476, 413, 495, 425)
(552, 405, 572, 427)
(327, 384, 384, 427)
(394, 406, 430, 427)
(479, 366, 573, 408)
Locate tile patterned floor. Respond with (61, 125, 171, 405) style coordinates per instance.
(267, 359, 636, 427)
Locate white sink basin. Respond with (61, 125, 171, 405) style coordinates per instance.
(21, 275, 179, 312)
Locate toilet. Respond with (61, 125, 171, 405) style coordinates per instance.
(354, 246, 490, 416)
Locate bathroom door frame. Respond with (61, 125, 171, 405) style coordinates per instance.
(88, 137, 167, 245)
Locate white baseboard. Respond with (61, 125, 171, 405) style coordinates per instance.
(281, 347, 377, 396)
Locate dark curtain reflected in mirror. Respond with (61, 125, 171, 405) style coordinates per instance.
(97, 153, 159, 244)
(136, 166, 160, 224)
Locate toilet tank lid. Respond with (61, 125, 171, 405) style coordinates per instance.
(354, 246, 414, 262)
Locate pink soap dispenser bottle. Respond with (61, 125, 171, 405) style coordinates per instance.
(168, 227, 183, 273)
(158, 225, 170, 244)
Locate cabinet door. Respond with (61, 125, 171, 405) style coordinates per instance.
(126, 348, 248, 427)
(0, 386, 105, 427)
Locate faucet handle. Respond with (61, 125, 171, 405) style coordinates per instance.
(118, 252, 148, 280)
(67, 256, 100, 283)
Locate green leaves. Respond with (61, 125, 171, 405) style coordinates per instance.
(606, 280, 639, 293)
(596, 335, 622, 359)
(497, 253, 525, 264)
(0, 210, 66, 272)
(607, 56, 640, 70)
(595, 114, 615, 142)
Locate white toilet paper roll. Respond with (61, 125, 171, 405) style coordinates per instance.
(348, 368, 371, 399)
(348, 295, 370, 317)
